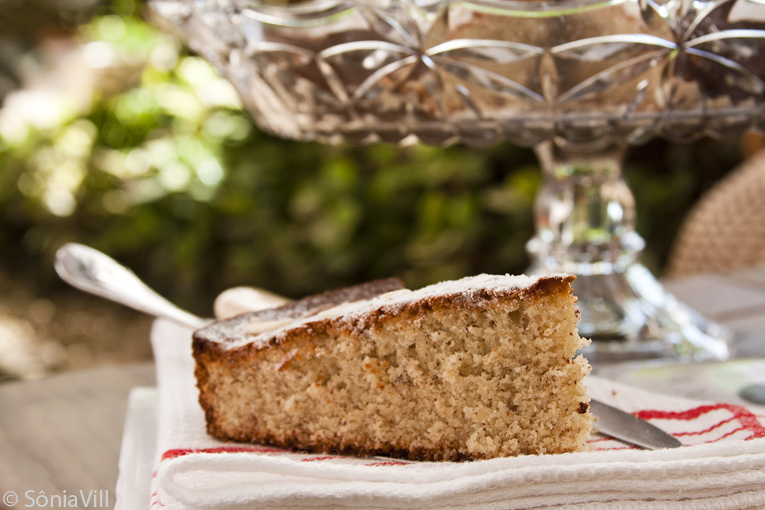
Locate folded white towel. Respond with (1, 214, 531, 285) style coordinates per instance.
(149, 319, 765, 510)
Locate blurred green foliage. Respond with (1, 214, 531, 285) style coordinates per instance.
(0, 0, 744, 314)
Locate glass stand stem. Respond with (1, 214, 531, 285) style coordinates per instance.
(527, 141, 731, 362)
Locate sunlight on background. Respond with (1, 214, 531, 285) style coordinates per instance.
(0, 0, 261, 379)
(1, 12, 247, 219)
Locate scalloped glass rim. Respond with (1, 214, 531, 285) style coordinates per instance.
(456, 0, 630, 18)
(234, 0, 352, 18)
(154, 0, 765, 146)
(234, 0, 628, 19)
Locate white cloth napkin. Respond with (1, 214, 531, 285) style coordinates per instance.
(149, 319, 765, 510)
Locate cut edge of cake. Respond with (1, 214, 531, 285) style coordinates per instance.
(193, 274, 592, 461)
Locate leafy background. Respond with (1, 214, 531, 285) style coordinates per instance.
(0, 0, 755, 378)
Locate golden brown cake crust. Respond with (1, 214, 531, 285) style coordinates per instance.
(193, 274, 591, 461)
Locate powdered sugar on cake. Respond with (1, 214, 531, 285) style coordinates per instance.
(199, 274, 570, 350)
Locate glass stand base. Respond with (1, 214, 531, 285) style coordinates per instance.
(529, 142, 732, 364)
(532, 263, 732, 363)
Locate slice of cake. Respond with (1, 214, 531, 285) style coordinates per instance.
(193, 274, 592, 461)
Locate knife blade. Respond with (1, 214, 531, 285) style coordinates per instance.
(590, 399, 683, 450)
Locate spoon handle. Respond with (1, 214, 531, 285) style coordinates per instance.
(54, 243, 209, 330)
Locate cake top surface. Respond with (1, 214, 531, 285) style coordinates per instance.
(195, 273, 572, 350)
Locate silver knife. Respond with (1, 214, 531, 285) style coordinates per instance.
(590, 399, 683, 449)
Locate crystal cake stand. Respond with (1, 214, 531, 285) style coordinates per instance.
(148, 0, 765, 362)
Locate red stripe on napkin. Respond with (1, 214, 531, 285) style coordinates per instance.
(162, 445, 288, 461)
(364, 460, 410, 467)
(673, 416, 739, 437)
(635, 404, 765, 440)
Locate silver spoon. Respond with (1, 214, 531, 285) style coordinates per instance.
(54, 243, 208, 330)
